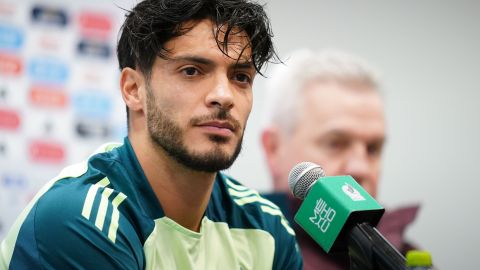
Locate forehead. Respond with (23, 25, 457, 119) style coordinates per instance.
(297, 80, 385, 137)
(163, 19, 252, 61)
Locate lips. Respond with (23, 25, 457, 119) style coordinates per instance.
(197, 121, 236, 132)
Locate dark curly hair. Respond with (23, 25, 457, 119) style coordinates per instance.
(117, 0, 278, 78)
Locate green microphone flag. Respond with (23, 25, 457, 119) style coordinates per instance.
(294, 175, 384, 253)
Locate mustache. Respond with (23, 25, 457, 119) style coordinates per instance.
(190, 109, 242, 132)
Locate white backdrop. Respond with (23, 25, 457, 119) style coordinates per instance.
(1, 0, 479, 269)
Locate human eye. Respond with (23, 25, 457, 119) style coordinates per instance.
(232, 72, 253, 86)
(180, 66, 200, 77)
(367, 141, 384, 157)
(324, 137, 349, 153)
(235, 73, 251, 83)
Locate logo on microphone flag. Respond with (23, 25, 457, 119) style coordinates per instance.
(309, 198, 336, 233)
(342, 183, 366, 201)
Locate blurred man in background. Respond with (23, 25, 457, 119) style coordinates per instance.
(261, 49, 419, 270)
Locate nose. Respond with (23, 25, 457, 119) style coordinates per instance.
(205, 74, 234, 110)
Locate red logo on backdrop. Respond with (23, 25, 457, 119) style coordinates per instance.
(38, 35, 62, 51)
(0, 54, 22, 76)
(29, 140, 65, 163)
(0, 3, 16, 16)
(78, 12, 112, 38)
(0, 109, 20, 130)
(29, 85, 68, 108)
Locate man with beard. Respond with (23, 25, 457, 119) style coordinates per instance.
(0, 1, 302, 269)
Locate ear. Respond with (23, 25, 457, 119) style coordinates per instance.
(120, 67, 145, 114)
(261, 127, 282, 178)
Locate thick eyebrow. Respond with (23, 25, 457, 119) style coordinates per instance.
(169, 55, 255, 71)
(319, 130, 352, 140)
(232, 61, 255, 70)
(169, 55, 214, 66)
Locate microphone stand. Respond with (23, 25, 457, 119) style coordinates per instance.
(348, 223, 407, 270)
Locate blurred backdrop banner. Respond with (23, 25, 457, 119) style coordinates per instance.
(0, 1, 128, 239)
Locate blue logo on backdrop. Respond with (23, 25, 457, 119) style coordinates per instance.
(71, 91, 112, 119)
(28, 58, 69, 84)
(0, 25, 24, 50)
(1, 174, 27, 188)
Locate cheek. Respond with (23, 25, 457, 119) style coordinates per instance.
(303, 142, 331, 165)
(369, 171, 381, 187)
(316, 161, 339, 177)
(235, 95, 253, 126)
(278, 138, 315, 170)
(305, 148, 343, 176)
(272, 139, 297, 167)
(162, 93, 197, 121)
(364, 184, 377, 197)
(241, 93, 253, 115)
(362, 170, 380, 194)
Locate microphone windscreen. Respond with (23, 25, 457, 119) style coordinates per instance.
(288, 161, 325, 199)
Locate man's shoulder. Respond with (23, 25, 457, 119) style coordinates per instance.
(15, 154, 133, 246)
(213, 174, 295, 236)
(1, 142, 145, 269)
(32, 141, 128, 223)
(6, 176, 143, 269)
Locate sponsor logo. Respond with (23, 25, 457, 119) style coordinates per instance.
(29, 85, 67, 108)
(80, 69, 111, 85)
(78, 12, 112, 37)
(28, 57, 69, 83)
(71, 91, 112, 118)
(31, 5, 68, 27)
(0, 108, 20, 130)
(77, 39, 111, 59)
(310, 198, 336, 233)
(36, 34, 63, 51)
(0, 53, 22, 76)
(0, 3, 16, 17)
(0, 24, 23, 50)
(342, 183, 366, 201)
(1, 174, 26, 188)
(29, 140, 65, 163)
(75, 120, 111, 139)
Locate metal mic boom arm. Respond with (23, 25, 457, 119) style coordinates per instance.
(348, 223, 406, 270)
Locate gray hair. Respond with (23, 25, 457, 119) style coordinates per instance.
(261, 49, 382, 134)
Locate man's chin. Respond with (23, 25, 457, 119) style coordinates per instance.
(182, 151, 236, 173)
(207, 134, 232, 144)
(192, 136, 237, 152)
(189, 146, 235, 161)
(183, 142, 241, 171)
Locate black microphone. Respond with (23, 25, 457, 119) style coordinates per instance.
(289, 162, 407, 270)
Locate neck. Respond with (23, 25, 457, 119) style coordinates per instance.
(129, 132, 216, 232)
